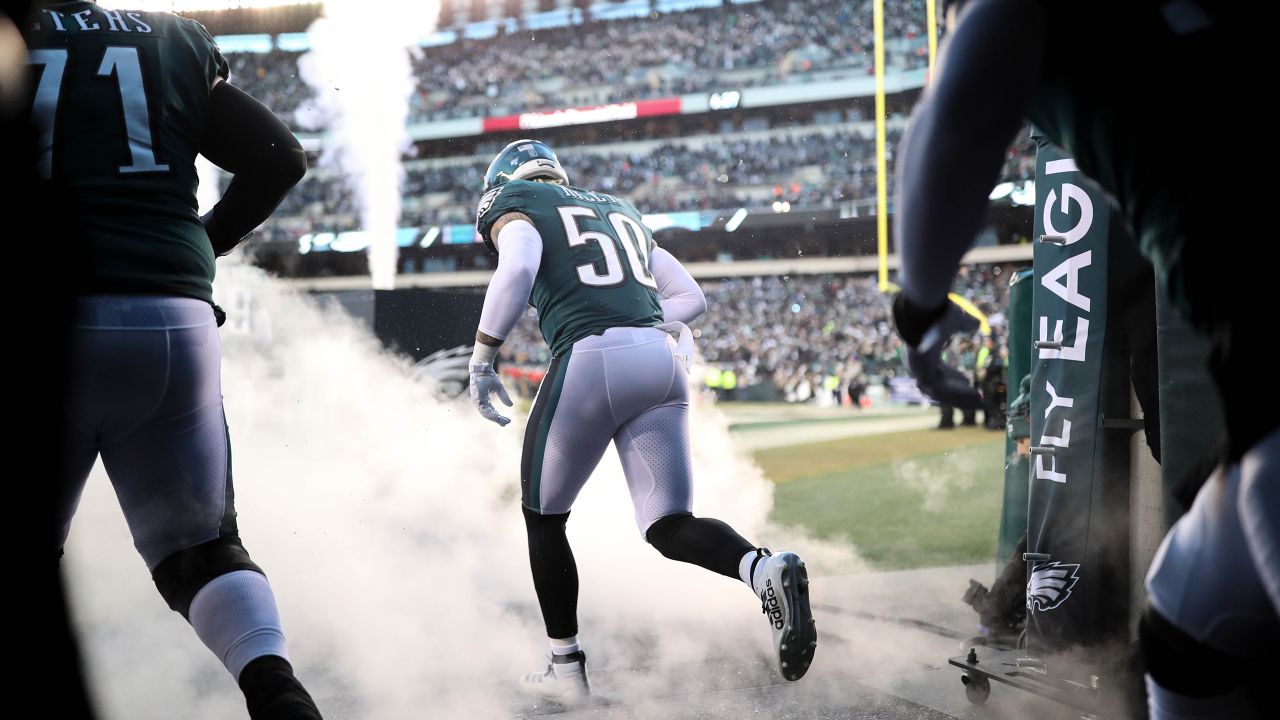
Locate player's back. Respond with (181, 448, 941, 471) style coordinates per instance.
(476, 179, 663, 357)
(26, 2, 228, 303)
(1028, 2, 1250, 330)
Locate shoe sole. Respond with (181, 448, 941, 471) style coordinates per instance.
(519, 672, 590, 703)
(521, 687, 589, 704)
(776, 553, 817, 681)
(519, 682, 590, 704)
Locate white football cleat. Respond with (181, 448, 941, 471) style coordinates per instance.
(755, 551, 817, 681)
(519, 650, 590, 702)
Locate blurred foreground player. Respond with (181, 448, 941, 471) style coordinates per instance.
(3, 1, 97, 716)
(28, 2, 320, 717)
(889, 2, 1275, 718)
(469, 139, 817, 701)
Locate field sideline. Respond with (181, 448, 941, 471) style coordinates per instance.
(723, 404, 1006, 570)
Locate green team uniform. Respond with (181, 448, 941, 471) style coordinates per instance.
(1026, 4, 1246, 334)
(26, 2, 228, 303)
(476, 179, 664, 357)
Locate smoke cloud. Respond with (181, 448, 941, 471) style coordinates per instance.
(63, 265, 862, 719)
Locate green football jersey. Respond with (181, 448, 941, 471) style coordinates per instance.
(476, 180, 664, 357)
(1026, 3, 1243, 331)
(26, 2, 229, 303)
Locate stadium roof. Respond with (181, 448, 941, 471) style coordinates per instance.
(106, 0, 765, 36)
(98, 1, 316, 10)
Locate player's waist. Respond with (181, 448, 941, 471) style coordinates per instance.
(571, 326, 672, 353)
(71, 294, 214, 330)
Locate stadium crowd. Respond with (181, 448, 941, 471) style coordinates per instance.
(405, 128, 901, 213)
(254, 122, 1031, 252)
(498, 267, 1012, 403)
(255, 127, 907, 241)
(226, 0, 931, 127)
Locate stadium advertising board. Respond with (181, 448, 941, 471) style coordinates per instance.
(482, 98, 683, 133)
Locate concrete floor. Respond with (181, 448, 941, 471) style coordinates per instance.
(499, 564, 1090, 720)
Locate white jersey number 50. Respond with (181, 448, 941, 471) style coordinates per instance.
(557, 206, 658, 290)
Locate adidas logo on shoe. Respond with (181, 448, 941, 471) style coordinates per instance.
(761, 580, 784, 629)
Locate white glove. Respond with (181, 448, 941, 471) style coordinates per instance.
(658, 321, 694, 374)
(469, 362, 513, 426)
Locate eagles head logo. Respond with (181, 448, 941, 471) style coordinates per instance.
(476, 185, 504, 222)
(1026, 561, 1081, 612)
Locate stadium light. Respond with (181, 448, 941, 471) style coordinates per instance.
(419, 226, 440, 248)
(724, 208, 749, 232)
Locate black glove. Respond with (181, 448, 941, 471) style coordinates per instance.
(202, 209, 252, 257)
(893, 292, 984, 410)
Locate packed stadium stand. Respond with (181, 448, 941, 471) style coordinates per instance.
(193, 0, 1032, 399)
(498, 265, 1013, 399)
(225, 0, 933, 126)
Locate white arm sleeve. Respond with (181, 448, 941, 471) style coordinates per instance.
(476, 219, 543, 342)
(650, 246, 706, 324)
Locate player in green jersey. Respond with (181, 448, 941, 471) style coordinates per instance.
(888, 3, 1272, 719)
(469, 139, 818, 700)
(30, 3, 319, 717)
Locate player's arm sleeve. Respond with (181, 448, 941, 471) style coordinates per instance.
(893, 0, 1045, 309)
(651, 246, 706, 324)
(476, 218, 543, 343)
(198, 82, 307, 256)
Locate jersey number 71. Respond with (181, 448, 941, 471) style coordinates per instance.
(29, 46, 170, 179)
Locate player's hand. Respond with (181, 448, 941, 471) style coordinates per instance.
(469, 362, 513, 426)
(201, 210, 251, 257)
(892, 293, 984, 410)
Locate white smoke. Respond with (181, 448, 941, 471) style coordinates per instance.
(296, 1, 438, 290)
(893, 453, 980, 514)
(62, 266, 861, 720)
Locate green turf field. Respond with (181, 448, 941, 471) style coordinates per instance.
(749, 423, 1006, 570)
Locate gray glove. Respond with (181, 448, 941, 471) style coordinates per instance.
(469, 362, 513, 426)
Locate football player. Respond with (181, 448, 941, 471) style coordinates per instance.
(469, 139, 818, 700)
(890, 2, 1274, 718)
(31, 2, 321, 717)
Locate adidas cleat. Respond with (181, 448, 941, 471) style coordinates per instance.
(756, 551, 817, 681)
(519, 650, 591, 702)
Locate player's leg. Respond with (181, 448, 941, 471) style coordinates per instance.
(1218, 317, 1280, 614)
(94, 297, 320, 720)
(58, 311, 131, 560)
(1141, 316, 1280, 718)
(608, 330, 817, 680)
(519, 346, 617, 699)
(1142, 464, 1276, 720)
(58, 433, 102, 562)
(1239, 428, 1280, 613)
